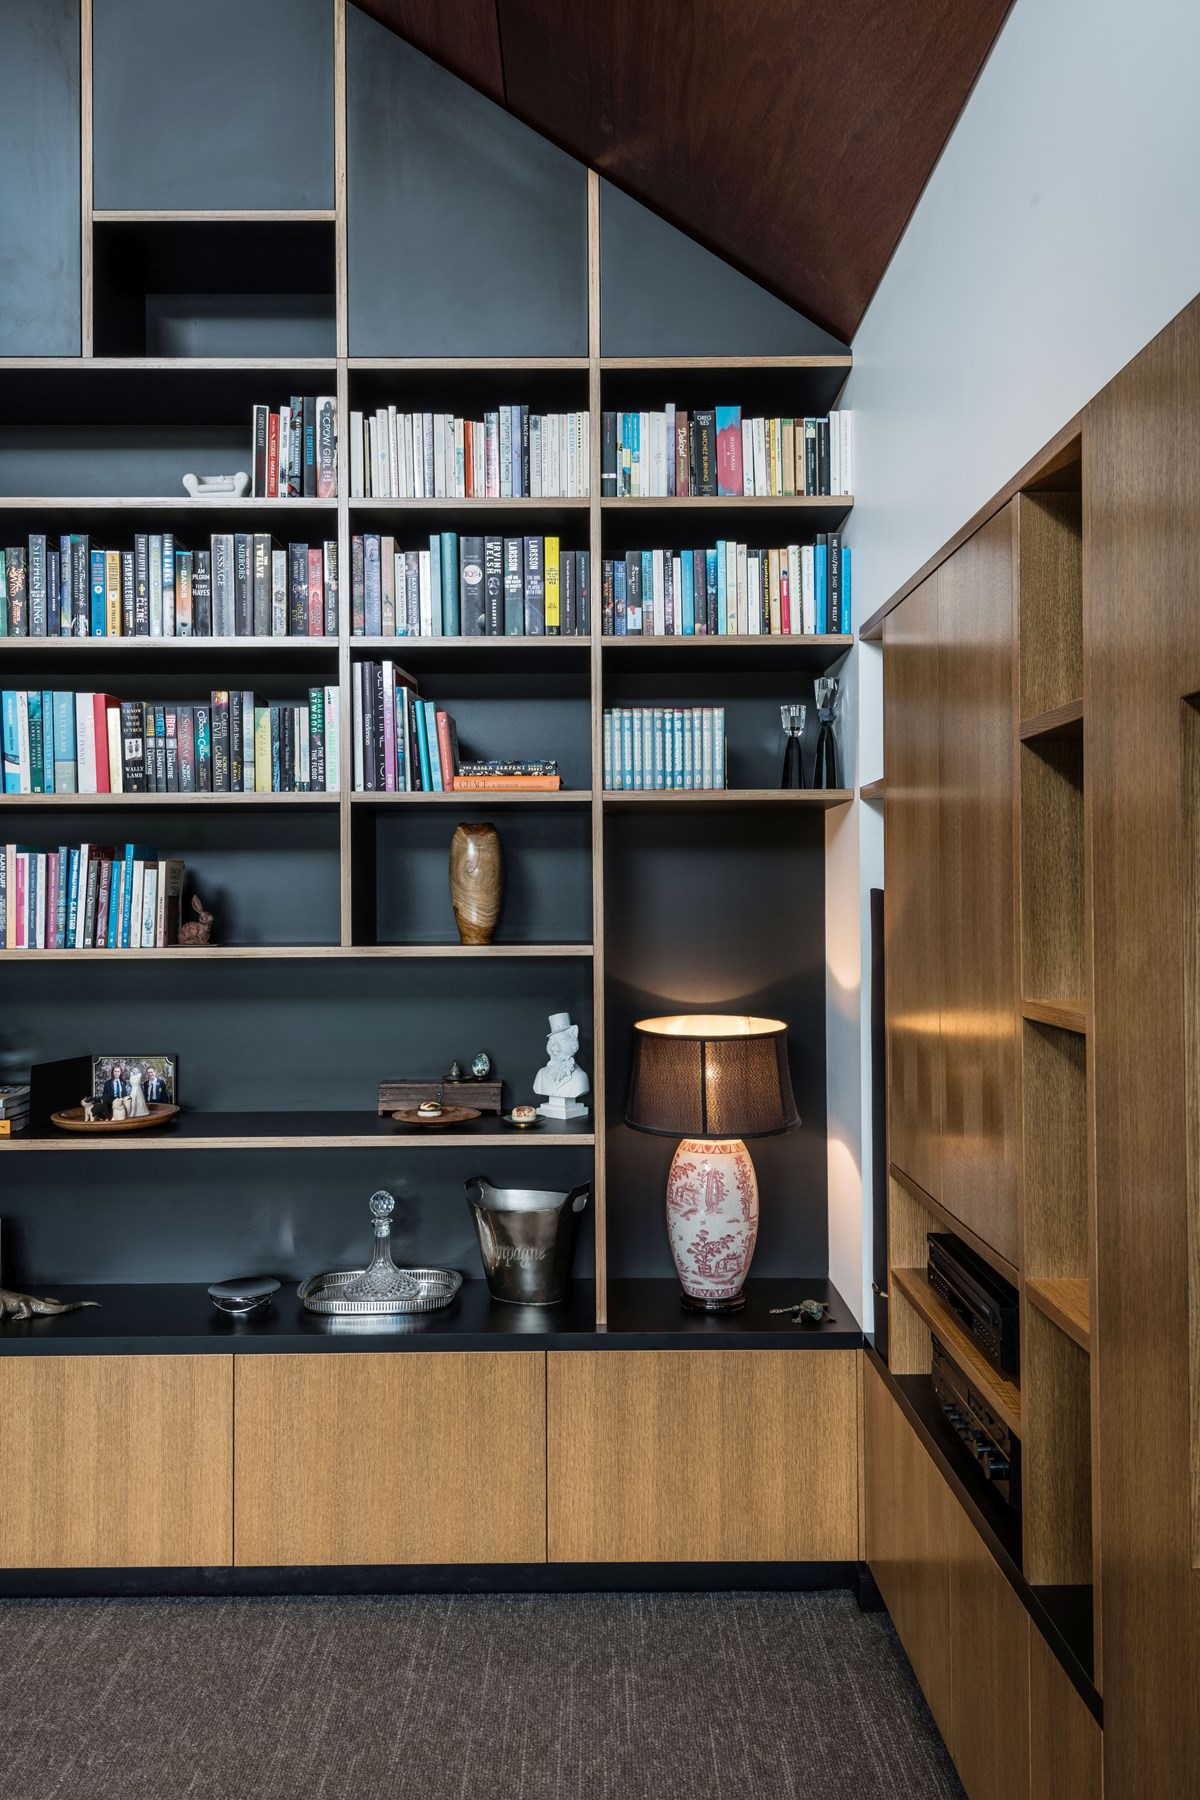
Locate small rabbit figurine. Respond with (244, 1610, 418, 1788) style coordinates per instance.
(177, 893, 214, 946)
(109, 1096, 130, 1122)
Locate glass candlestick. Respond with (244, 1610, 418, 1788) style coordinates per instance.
(343, 1191, 422, 1301)
(813, 677, 840, 789)
(780, 703, 807, 789)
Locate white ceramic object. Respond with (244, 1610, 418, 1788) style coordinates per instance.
(182, 472, 251, 499)
(533, 1011, 589, 1118)
(664, 1137, 758, 1309)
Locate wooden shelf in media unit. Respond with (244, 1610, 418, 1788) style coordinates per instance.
(0, 943, 593, 962)
(0, 792, 338, 810)
(1024, 1277, 1091, 1353)
(1019, 698, 1084, 742)
(350, 790, 593, 807)
(603, 788, 853, 811)
(1021, 997, 1087, 1034)
(860, 777, 886, 802)
(890, 1265, 1022, 1434)
(1, 1111, 596, 1152)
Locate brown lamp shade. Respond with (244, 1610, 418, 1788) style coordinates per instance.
(625, 1014, 800, 1140)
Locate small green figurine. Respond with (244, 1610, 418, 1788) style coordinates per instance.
(470, 1051, 491, 1080)
(446, 1060, 464, 1083)
(769, 1298, 835, 1326)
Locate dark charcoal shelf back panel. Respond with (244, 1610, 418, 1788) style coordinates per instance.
(603, 809, 828, 1278)
(347, 11, 587, 357)
(0, 957, 593, 1112)
(599, 182, 847, 361)
(368, 808, 592, 947)
(2, 1146, 595, 1287)
(92, 0, 335, 211)
(0, 0, 81, 355)
(0, 808, 340, 947)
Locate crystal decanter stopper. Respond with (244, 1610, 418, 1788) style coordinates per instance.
(342, 1191, 421, 1301)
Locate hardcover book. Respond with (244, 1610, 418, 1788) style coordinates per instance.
(716, 407, 743, 496)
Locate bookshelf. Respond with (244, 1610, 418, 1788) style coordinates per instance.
(0, 0, 853, 1338)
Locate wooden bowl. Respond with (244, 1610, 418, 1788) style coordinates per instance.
(51, 1102, 181, 1133)
(390, 1105, 481, 1129)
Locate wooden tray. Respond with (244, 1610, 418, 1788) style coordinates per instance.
(51, 1102, 181, 1133)
(390, 1105, 481, 1129)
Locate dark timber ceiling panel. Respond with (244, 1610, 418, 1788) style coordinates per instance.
(354, 0, 1013, 343)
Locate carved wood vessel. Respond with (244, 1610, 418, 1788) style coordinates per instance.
(449, 823, 504, 945)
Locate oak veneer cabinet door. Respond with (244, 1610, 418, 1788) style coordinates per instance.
(887, 1395, 955, 1747)
(884, 573, 943, 1202)
(234, 1353, 546, 1565)
(948, 1496, 1030, 1800)
(547, 1350, 858, 1562)
(0, 1355, 232, 1567)
(863, 1356, 898, 1600)
(1028, 1622, 1102, 1800)
(936, 508, 1020, 1266)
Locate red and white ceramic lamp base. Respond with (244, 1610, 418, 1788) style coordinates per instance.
(665, 1136, 759, 1312)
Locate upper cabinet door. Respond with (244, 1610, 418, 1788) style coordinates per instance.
(0, 0, 81, 354)
(346, 11, 587, 357)
(884, 573, 944, 1203)
(92, 0, 334, 212)
(937, 506, 1020, 1265)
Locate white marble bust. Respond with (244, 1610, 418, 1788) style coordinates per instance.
(533, 1013, 590, 1115)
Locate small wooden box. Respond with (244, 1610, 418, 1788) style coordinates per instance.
(377, 1078, 503, 1116)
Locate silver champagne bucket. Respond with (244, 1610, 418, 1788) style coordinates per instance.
(466, 1176, 590, 1305)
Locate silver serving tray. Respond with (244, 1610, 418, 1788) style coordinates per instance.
(298, 1266, 463, 1316)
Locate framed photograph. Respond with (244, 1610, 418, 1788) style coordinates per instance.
(91, 1055, 178, 1109)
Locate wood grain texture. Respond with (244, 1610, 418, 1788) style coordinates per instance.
(863, 1355, 897, 1594)
(1016, 491, 1084, 720)
(546, 1349, 858, 1562)
(1022, 1021, 1088, 1281)
(887, 1177, 934, 1376)
(1021, 733, 1085, 1007)
(1020, 997, 1086, 1034)
(889, 1162, 1020, 1287)
(1087, 292, 1200, 1797)
(233, 1352, 546, 1565)
(1028, 1620, 1103, 1800)
(889, 1386, 955, 1746)
(0, 1355, 231, 1567)
(948, 1495, 1031, 1800)
(353, 0, 504, 104)
(1024, 1276, 1091, 1351)
(891, 1266, 1021, 1435)
(884, 574, 943, 1202)
(937, 506, 1020, 1267)
(1021, 1302, 1091, 1586)
(586, 166, 607, 1324)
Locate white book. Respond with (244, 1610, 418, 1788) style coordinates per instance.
(840, 411, 853, 495)
(129, 861, 144, 951)
(374, 410, 388, 499)
(736, 543, 749, 635)
(559, 414, 569, 497)
(325, 684, 339, 792)
(653, 413, 667, 497)
(829, 411, 841, 497)
(349, 410, 363, 497)
(787, 545, 802, 635)
(530, 416, 542, 497)
(724, 540, 737, 634)
(398, 414, 410, 499)
(271, 549, 287, 636)
(454, 418, 465, 499)
(580, 410, 590, 496)
(434, 411, 448, 498)
(664, 402, 675, 496)
(141, 865, 158, 948)
(652, 551, 666, 638)
(386, 406, 399, 499)
(106, 706, 123, 793)
(802, 545, 816, 634)
(567, 410, 578, 498)
(742, 418, 755, 495)
(546, 415, 559, 499)
(411, 412, 425, 499)
(351, 663, 364, 791)
(367, 416, 379, 499)
(752, 419, 768, 497)
(499, 407, 512, 499)
(74, 693, 97, 793)
(418, 548, 433, 637)
(713, 706, 726, 788)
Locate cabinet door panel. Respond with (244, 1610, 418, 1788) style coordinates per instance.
(0, 1355, 232, 1567)
(884, 574, 943, 1200)
(548, 1349, 858, 1562)
(0, 0, 80, 354)
(1028, 1623, 1102, 1800)
(949, 1496, 1030, 1800)
(234, 1352, 546, 1566)
(937, 508, 1020, 1265)
(863, 1356, 898, 1600)
(889, 1398, 955, 1745)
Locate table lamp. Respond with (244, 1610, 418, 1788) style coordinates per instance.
(624, 1014, 799, 1312)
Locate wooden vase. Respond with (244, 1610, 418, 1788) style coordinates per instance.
(449, 822, 504, 945)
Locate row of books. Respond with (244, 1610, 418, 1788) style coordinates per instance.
(600, 537, 849, 637)
(351, 662, 560, 793)
(1, 689, 340, 795)
(251, 399, 337, 498)
(1, 843, 185, 951)
(350, 533, 591, 638)
(600, 408, 852, 499)
(603, 707, 727, 792)
(348, 407, 591, 500)
(0, 534, 337, 639)
(0, 1083, 30, 1133)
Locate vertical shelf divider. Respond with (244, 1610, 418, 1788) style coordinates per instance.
(587, 169, 607, 1324)
(334, 0, 353, 945)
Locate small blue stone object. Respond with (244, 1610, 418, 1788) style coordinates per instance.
(471, 1051, 491, 1080)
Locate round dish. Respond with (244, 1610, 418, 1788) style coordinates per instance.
(208, 1277, 280, 1317)
(51, 1102, 181, 1133)
(504, 1110, 543, 1130)
(390, 1105, 481, 1129)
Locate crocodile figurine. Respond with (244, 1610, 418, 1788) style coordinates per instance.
(0, 1288, 100, 1323)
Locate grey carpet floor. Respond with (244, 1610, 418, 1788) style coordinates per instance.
(0, 1590, 964, 1800)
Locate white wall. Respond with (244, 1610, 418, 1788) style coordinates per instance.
(826, 0, 1200, 1328)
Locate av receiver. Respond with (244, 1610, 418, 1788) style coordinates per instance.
(927, 1231, 1019, 1377)
(931, 1335, 1021, 1510)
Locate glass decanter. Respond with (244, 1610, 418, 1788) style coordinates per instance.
(813, 676, 840, 789)
(342, 1191, 422, 1301)
(780, 703, 807, 789)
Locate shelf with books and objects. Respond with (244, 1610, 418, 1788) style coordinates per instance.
(345, 393, 591, 504)
(1, 1109, 597, 1153)
(597, 401, 852, 505)
(91, 218, 337, 361)
(348, 530, 591, 640)
(595, 537, 851, 639)
(0, 524, 339, 641)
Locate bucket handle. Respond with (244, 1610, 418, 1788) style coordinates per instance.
(567, 1183, 590, 1214)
